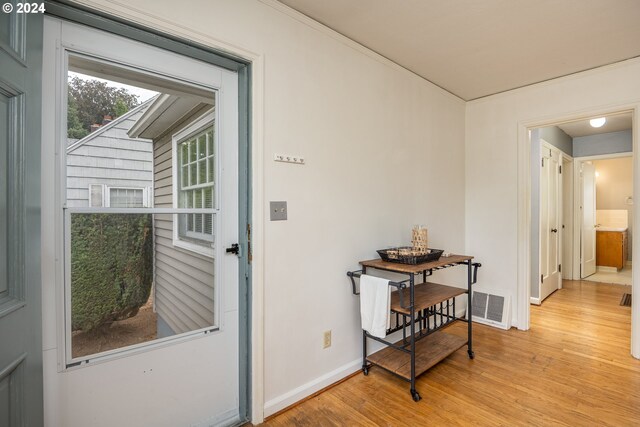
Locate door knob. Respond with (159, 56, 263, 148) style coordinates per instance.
(551, 228, 558, 233)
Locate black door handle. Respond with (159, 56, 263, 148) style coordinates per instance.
(551, 228, 558, 233)
(226, 243, 240, 255)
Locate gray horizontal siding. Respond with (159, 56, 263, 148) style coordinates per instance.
(67, 156, 152, 171)
(155, 176, 172, 191)
(153, 125, 215, 335)
(66, 107, 153, 207)
(66, 177, 152, 190)
(78, 137, 152, 153)
(68, 146, 151, 162)
(155, 276, 212, 326)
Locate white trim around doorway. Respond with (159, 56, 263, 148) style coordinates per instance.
(517, 103, 640, 359)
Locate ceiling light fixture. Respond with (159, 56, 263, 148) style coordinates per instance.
(590, 117, 606, 128)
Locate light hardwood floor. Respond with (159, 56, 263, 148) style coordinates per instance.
(261, 280, 640, 426)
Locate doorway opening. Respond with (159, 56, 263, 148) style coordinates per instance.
(530, 110, 633, 316)
(581, 154, 633, 287)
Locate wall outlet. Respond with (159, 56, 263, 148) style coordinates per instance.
(323, 330, 331, 349)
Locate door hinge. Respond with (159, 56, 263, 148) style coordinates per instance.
(542, 158, 545, 167)
(559, 165, 562, 174)
(559, 264, 562, 273)
(541, 274, 544, 284)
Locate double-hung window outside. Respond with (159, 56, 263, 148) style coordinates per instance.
(173, 111, 216, 255)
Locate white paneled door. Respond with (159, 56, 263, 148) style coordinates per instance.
(581, 162, 597, 278)
(540, 143, 562, 302)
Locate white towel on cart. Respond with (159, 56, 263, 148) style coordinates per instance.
(359, 274, 391, 338)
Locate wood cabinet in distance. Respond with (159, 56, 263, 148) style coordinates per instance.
(596, 230, 628, 270)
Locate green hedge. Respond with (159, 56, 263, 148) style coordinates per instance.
(71, 213, 153, 332)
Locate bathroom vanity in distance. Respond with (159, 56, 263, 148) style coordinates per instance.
(596, 227, 628, 271)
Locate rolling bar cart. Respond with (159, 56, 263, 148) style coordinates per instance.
(347, 255, 481, 402)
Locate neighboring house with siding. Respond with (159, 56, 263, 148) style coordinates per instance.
(128, 94, 215, 338)
(66, 99, 155, 208)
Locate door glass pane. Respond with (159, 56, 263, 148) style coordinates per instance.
(65, 61, 217, 361)
(65, 71, 156, 210)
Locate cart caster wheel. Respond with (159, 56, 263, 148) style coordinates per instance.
(410, 390, 421, 402)
(468, 350, 475, 359)
(362, 367, 369, 376)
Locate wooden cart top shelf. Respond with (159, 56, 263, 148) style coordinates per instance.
(391, 282, 466, 315)
(360, 254, 473, 274)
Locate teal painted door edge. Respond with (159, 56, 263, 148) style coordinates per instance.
(0, 11, 44, 427)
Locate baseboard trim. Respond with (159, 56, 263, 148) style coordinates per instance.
(530, 297, 541, 305)
(264, 305, 469, 419)
(192, 408, 239, 427)
(263, 358, 361, 418)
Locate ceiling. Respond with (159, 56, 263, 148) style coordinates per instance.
(278, 0, 640, 101)
(556, 112, 632, 138)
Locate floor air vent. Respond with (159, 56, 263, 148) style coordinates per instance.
(467, 290, 511, 330)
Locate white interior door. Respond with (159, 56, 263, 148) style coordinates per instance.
(581, 162, 597, 278)
(42, 18, 241, 427)
(540, 144, 562, 302)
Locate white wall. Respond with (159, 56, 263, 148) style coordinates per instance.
(465, 57, 640, 344)
(46, 0, 467, 423)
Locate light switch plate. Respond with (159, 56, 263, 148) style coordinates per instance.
(270, 201, 287, 221)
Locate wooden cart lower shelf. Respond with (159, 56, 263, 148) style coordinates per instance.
(366, 330, 468, 380)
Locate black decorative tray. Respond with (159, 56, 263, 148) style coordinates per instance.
(377, 247, 444, 265)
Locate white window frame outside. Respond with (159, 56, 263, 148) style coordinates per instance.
(88, 184, 152, 208)
(171, 109, 218, 258)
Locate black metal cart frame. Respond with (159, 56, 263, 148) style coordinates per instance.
(348, 257, 481, 402)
